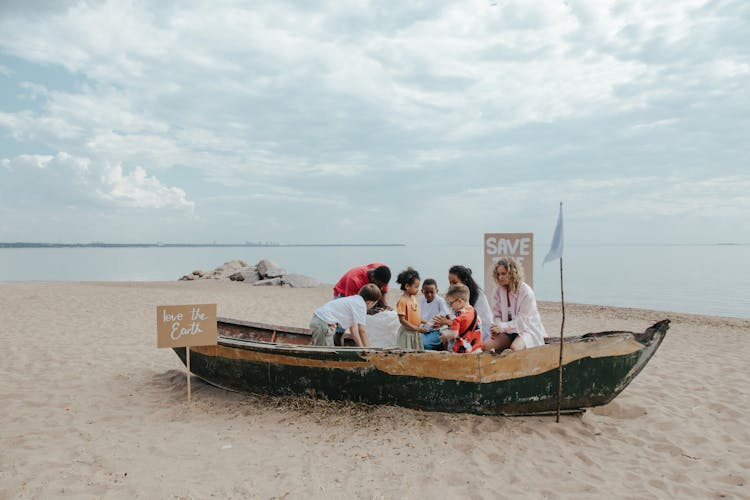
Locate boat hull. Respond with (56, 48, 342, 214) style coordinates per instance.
(173, 319, 669, 415)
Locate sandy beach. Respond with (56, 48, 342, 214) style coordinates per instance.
(1, 280, 748, 499)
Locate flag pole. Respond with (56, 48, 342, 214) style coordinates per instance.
(543, 201, 565, 422)
(556, 254, 565, 422)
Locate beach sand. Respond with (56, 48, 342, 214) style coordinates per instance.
(1, 280, 748, 499)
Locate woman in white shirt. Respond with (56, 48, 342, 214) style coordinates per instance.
(484, 256, 546, 352)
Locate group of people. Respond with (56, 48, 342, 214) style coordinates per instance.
(309, 259, 547, 354)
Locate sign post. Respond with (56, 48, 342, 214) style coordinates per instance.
(157, 304, 218, 402)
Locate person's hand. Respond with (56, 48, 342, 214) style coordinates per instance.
(418, 326, 428, 334)
(440, 330, 456, 342)
(432, 316, 448, 328)
(367, 303, 392, 315)
(490, 324, 502, 336)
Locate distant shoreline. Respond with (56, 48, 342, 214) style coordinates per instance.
(2, 242, 744, 249)
(0, 242, 406, 248)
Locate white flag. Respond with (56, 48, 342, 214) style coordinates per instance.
(543, 202, 564, 265)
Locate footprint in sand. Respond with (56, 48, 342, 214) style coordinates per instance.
(590, 401, 647, 419)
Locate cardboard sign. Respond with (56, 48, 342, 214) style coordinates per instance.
(157, 304, 218, 348)
(483, 233, 534, 301)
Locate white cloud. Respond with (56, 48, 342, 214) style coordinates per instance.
(0, 0, 665, 152)
(99, 163, 194, 210)
(0, 110, 83, 141)
(711, 59, 750, 79)
(0, 0, 748, 244)
(2, 152, 194, 211)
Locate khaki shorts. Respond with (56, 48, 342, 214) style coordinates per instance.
(309, 315, 336, 346)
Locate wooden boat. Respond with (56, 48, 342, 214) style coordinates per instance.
(172, 318, 669, 415)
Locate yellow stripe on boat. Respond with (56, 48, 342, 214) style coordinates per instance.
(363, 334, 644, 383)
(191, 333, 644, 382)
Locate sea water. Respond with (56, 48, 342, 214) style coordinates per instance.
(1, 244, 748, 318)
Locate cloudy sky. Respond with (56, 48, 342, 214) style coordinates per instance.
(1, 0, 748, 245)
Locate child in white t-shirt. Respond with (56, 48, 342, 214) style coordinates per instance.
(419, 278, 452, 350)
(310, 284, 381, 347)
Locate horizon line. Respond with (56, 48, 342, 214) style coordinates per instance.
(0, 241, 746, 248)
(0, 242, 407, 248)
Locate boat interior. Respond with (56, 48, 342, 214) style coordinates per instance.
(216, 317, 667, 347)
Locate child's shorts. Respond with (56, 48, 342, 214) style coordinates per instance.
(310, 315, 336, 346)
(422, 329, 445, 351)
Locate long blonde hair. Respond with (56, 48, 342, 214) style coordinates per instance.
(492, 256, 523, 293)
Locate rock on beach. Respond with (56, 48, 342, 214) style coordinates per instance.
(179, 259, 318, 288)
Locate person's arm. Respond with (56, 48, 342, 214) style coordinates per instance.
(432, 297, 453, 328)
(475, 291, 493, 339)
(432, 301, 453, 328)
(440, 328, 458, 342)
(440, 316, 462, 342)
(497, 317, 518, 334)
(398, 314, 425, 332)
(491, 287, 503, 323)
(516, 286, 546, 348)
(349, 299, 370, 347)
(349, 323, 367, 347)
(490, 287, 504, 336)
(359, 324, 369, 347)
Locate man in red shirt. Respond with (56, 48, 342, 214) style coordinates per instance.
(333, 262, 391, 313)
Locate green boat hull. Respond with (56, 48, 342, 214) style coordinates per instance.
(173, 319, 669, 415)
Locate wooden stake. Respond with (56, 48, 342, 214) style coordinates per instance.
(556, 256, 566, 422)
(186, 346, 191, 402)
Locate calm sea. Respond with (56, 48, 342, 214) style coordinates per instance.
(1, 244, 748, 319)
